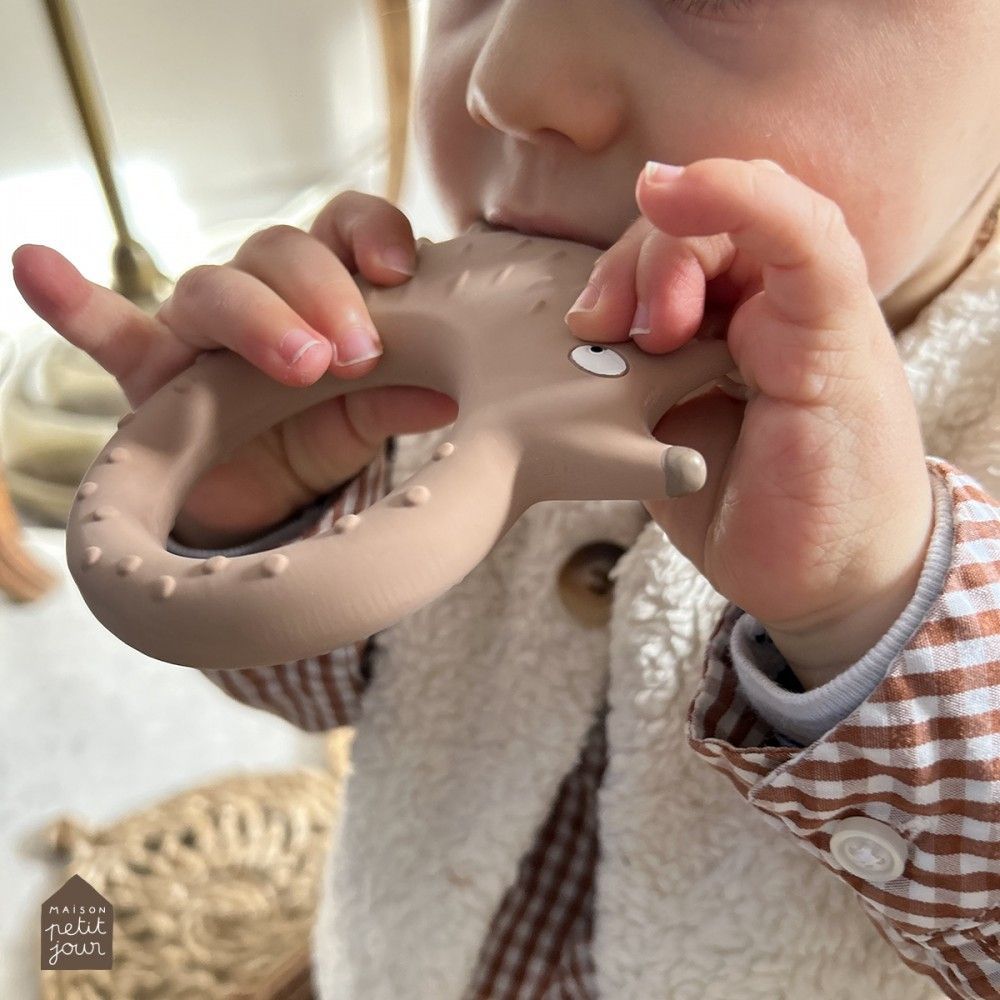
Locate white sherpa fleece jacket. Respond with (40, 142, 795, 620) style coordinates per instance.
(306, 224, 1000, 1000)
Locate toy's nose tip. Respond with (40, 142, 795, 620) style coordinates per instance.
(664, 446, 707, 496)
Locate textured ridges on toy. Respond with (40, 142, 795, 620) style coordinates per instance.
(376, 233, 565, 323)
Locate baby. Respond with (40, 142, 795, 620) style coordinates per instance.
(13, 1, 1000, 998)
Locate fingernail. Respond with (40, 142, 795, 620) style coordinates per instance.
(333, 325, 383, 366)
(279, 328, 325, 366)
(629, 301, 651, 337)
(378, 245, 415, 276)
(643, 161, 685, 186)
(565, 281, 601, 318)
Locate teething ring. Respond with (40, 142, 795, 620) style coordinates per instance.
(65, 229, 736, 670)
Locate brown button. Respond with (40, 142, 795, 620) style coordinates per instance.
(557, 541, 627, 628)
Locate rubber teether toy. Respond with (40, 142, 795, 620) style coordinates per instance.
(65, 226, 737, 670)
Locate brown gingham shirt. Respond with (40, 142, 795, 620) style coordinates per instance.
(186, 442, 1000, 1000)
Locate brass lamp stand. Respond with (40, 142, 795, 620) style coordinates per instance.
(29, 2, 413, 995)
(374, 0, 411, 207)
(1, 0, 415, 531)
(1, 0, 172, 549)
(43, 0, 174, 309)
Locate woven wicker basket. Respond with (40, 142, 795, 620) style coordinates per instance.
(37, 730, 353, 1000)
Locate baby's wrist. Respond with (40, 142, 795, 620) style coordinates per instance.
(761, 504, 935, 691)
(764, 588, 912, 690)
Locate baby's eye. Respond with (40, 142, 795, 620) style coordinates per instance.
(569, 344, 628, 378)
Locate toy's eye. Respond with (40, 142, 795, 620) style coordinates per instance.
(569, 343, 628, 378)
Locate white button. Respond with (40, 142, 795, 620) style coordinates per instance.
(829, 817, 908, 882)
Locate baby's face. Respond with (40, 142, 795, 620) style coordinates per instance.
(414, 0, 999, 299)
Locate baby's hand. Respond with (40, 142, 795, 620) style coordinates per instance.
(565, 158, 935, 689)
(12, 192, 457, 548)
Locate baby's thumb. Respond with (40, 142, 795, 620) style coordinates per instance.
(282, 384, 459, 495)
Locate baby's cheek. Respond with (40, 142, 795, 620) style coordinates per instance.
(817, 155, 984, 303)
(840, 194, 925, 299)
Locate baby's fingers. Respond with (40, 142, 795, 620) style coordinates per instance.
(563, 218, 647, 341)
(636, 158, 870, 329)
(629, 229, 741, 352)
(564, 219, 745, 354)
(11, 244, 195, 407)
(155, 264, 335, 387)
(636, 158, 882, 406)
(283, 384, 459, 495)
(229, 225, 384, 372)
(309, 189, 418, 284)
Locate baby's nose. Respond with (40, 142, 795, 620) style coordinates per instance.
(462, 1, 625, 154)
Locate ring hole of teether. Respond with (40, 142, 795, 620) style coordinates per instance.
(162, 385, 459, 549)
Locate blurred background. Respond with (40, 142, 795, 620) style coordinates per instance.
(0, 2, 451, 996)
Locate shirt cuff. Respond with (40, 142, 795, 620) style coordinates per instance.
(729, 461, 955, 747)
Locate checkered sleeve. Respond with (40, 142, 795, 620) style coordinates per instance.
(166, 438, 396, 732)
(686, 456, 1000, 1000)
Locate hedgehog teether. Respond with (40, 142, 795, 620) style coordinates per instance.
(65, 227, 736, 670)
